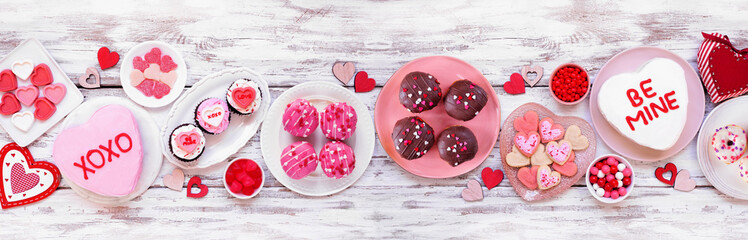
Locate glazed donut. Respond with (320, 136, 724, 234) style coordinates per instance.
(739, 159, 748, 183)
(711, 124, 747, 164)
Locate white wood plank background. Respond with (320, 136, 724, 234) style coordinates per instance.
(1, 0, 747, 238)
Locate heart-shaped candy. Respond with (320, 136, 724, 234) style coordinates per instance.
(597, 58, 688, 150)
(481, 167, 504, 190)
(503, 73, 525, 94)
(563, 125, 589, 150)
(43, 83, 66, 104)
(0, 69, 18, 92)
(33, 98, 56, 121)
(0, 93, 21, 116)
(97, 47, 119, 70)
(11, 111, 34, 132)
(655, 162, 678, 186)
(545, 140, 572, 165)
(552, 151, 577, 176)
(505, 145, 530, 167)
(461, 179, 483, 202)
(186, 176, 208, 198)
(29, 64, 53, 87)
(143, 64, 162, 81)
(354, 71, 375, 93)
(15, 85, 38, 106)
(160, 55, 178, 72)
(162, 168, 184, 192)
(521, 65, 544, 87)
(673, 169, 695, 192)
(11, 60, 33, 80)
(160, 71, 177, 87)
(78, 67, 101, 89)
(132, 56, 149, 72)
(517, 165, 540, 190)
(513, 110, 538, 133)
(530, 144, 552, 166)
(513, 131, 540, 157)
(176, 130, 200, 153)
(130, 70, 145, 87)
(52, 104, 143, 197)
(332, 62, 356, 85)
(0, 143, 61, 209)
(539, 117, 564, 143)
(201, 105, 225, 127)
(232, 87, 256, 109)
(144, 48, 162, 64)
(537, 165, 561, 190)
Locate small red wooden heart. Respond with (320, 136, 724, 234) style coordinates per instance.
(354, 71, 375, 93)
(97, 47, 120, 70)
(655, 162, 678, 186)
(481, 167, 504, 190)
(186, 176, 208, 198)
(503, 73, 525, 94)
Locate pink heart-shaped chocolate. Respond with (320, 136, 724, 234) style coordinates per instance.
(15, 86, 38, 106)
(52, 105, 143, 197)
(42, 83, 66, 104)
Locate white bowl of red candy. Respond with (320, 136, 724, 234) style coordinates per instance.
(585, 154, 634, 203)
(223, 158, 265, 199)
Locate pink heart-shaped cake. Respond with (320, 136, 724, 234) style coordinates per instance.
(52, 104, 143, 197)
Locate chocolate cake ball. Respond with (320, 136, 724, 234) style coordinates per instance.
(444, 79, 488, 121)
(399, 71, 442, 113)
(391, 116, 435, 160)
(437, 126, 478, 166)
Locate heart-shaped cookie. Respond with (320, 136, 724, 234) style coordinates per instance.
(162, 168, 184, 191)
(564, 125, 589, 150)
(545, 140, 572, 165)
(537, 165, 561, 190)
(506, 145, 530, 167)
(176, 130, 200, 153)
(521, 65, 543, 87)
(539, 117, 564, 143)
(673, 169, 695, 192)
(201, 105, 225, 127)
(0, 143, 61, 209)
(79, 67, 101, 89)
(514, 131, 540, 157)
(530, 144, 553, 166)
(500, 103, 596, 201)
(552, 151, 577, 176)
(461, 179, 483, 202)
(11, 60, 33, 80)
(513, 110, 538, 133)
(231, 87, 256, 109)
(332, 62, 355, 85)
(517, 165, 539, 190)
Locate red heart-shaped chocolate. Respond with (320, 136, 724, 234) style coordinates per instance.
(97, 47, 120, 70)
(0, 69, 17, 92)
(232, 87, 256, 109)
(0, 93, 21, 116)
(33, 97, 56, 120)
(354, 71, 375, 93)
(481, 167, 504, 190)
(503, 73, 525, 94)
(655, 162, 678, 186)
(186, 176, 208, 198)
(29, 64, 53, 87)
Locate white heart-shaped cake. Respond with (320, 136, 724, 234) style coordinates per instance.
(597, 58, 688, 150)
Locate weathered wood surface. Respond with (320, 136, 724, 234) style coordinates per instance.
(1, 0, 748, 239)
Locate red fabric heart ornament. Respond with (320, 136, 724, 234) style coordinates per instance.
(503, 73, 525, 94)
(697, 32, 748, 103)
(481, 167, 504, 190)
(97, 47, 120, 70)
(354, 71, 375, 93)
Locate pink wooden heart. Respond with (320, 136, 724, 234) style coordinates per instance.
(162, 168, 184, 191)
(52, 105, 143, 197)
(79, 67, 101, 89)
(14, 86, 38, 106)
(332, 62, 355, 85)
(461, 179, 483, 201)
(673, 169, 696, 192)
(521, 65, 544, 87)
(539, 117, 564, 143)
(43, 83, 66, 104)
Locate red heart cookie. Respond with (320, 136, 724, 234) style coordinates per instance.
(0, 93, 21, 116)
(517, 165, 539, 190)
(481, 167, 504, 190)
(503, 73, 525, 94)
(186, 176, 208, 198)
(354, 71, 375, 93)
(655, 162, 678, 186)
(0, 69, 17, 92)
(552, 151, 577, 177)
(33, 97, 56, 120)
(0, 143, 61, 209)
(513, 110, 538, 133)
(29, 64, 53, 87)
(513, 131, 540, 157)
(231, 87, 256, 109)
(97, 47, 120, 70)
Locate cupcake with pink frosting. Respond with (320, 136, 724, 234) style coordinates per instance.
(319, 141, 356, 179)
(280, 141, 318, 179)
(195, 97, 231, 134)
(282, 99, 319, 137)
(320, 102, 357, 141)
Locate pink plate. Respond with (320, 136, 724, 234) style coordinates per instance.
(589, 46, 705, 162)
(374, 56, 501, 178)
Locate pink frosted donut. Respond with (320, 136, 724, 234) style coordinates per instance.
(280, 141, 318, 179)
(282, 99, 319, 137)
(320, 102, 357, 140)
(319, 141, 356, 179)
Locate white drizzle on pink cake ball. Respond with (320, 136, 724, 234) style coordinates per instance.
(320, 102, 357, 141)
(319, 141, 355, 179)
(280, 141, 318, 180)
(282, 99, 319, 137)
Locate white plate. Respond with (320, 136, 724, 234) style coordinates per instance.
(261, 81, 374, 196)
(0, 39, 84, 147)
(697, 96, 748, 200)
(161, 68, 270, 169)
(120, 41, 187, 108)
(55, 97, 162, 204)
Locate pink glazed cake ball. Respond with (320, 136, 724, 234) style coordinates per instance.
(320, 102, 357, 141)
(282, 99, 319, 137)
(280, 141, 318, 180)
(319, 141, 356, 179)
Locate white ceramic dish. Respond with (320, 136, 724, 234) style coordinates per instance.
(697, 96, 748, 200)
(120, 41, 187, 108)
(223, 158, 265, 199)
(261, 81, 374, 196)
(585, 154, 635, 204)
(55, 97, 162, 204)
(161, 68, 270, 169)
(0, 39, 84, 147)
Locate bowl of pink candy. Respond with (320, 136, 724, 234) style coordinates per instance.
(585, 154, 634, 203)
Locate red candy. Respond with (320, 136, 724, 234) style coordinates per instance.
(224, 159, 263, 197)
(589, 175, 598, 184)
(551, 66, 588, 102)
(135, 79, 171, 99)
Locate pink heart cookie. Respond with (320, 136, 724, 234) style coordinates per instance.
(537, 165, 561, 190)
(201, 105, 225, 127)
(552, 151, 577, 176)
(14, 86, 38, 106)
(539, 117, 564, 143)
(43, 83, 66, 104)
(546, 140, 572, 165)
(52, 105, 143, 197)
(517, 165, 539, 190)
(514, 131, 540, 157)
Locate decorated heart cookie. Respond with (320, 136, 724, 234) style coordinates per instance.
(231, 87, 256, 109)
(546, 140, 572, 165)
(514, 131, 540, 157)
(697, 32, 748, 103)
(537, 165, 561, 190)
(539, 117, 564, 143)
(175, 130, 201, 153)
(506, 145, 530, 167)
(597, 58, 688, 150)
(517, 165, 539, 190)
(0, 143, 61, 209)
(564, 125, 589, 150)
(530, 144, 552, 166)
(513, 110, 538, 133)
(52, 105, 143, 197)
